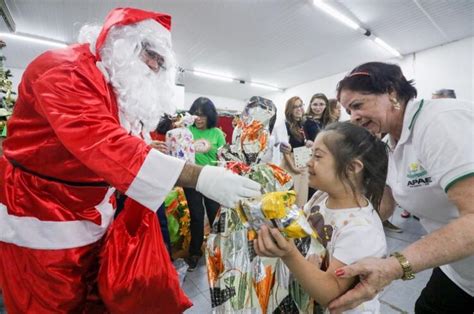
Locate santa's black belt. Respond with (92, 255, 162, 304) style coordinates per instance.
(6, 157, 109, 187)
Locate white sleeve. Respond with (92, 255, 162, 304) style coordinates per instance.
(125, 148, 185, 211)
(332, 224, 387, 265)
(415, 106, 474, 192)
(274, 120, 289, 145)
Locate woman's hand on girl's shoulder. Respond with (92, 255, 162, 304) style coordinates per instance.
(254, 225, 297, 259)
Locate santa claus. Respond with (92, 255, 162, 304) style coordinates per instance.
(0, 7, 261, 313)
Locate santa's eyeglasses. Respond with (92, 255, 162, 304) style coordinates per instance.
(140, 42, 167, 72)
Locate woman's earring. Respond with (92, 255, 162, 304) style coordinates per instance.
(391, 98, 401, 110)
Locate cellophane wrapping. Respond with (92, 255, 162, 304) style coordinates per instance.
(165, 113, 196, 163)
(164, 187, 191, 253)
(206, 97, 326, 313)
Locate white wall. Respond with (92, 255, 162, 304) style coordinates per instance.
(265, 36, 474, 124)
(411, 37, 473, 101)
(7, 67, 25, 95)
(184, 92, 246, 112)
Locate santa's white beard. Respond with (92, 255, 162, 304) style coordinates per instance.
(105, 51, 176, 137)
(79, 19, 177, 138)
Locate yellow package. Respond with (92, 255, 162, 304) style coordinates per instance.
(261, 190, 296, 219)
(241, 191, 315, 239)
(281, 207, 317, 239)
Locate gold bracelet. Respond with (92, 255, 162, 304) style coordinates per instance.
(390, 252, 415, 280)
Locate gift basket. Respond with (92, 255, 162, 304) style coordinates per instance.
(206, 97, 326, 313)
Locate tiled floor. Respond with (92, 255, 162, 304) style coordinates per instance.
(0, 207, 428, 313)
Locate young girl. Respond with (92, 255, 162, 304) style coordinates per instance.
(255, 122, 388, 313)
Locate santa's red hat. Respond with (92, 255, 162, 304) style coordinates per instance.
(95, 7, 172, 60)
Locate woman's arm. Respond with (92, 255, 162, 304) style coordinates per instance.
(379, 186, 396, 221)
(283, 152, 301, 174)
(254, 226, 356, 307)
(402, 176, 474, 272)
(328, 176, 474, 312)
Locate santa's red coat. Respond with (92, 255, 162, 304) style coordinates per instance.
(0, 43, 184, 249)
(0, 10, 189, 312)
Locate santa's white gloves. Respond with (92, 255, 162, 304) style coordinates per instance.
(196, 165, 261, 208)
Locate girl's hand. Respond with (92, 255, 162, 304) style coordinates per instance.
(328, 256, 402, 313)
(254, 225, 297, 258)
(305, 140, 314, 148)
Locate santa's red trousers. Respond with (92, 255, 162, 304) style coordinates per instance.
(0, 240, 105, 314)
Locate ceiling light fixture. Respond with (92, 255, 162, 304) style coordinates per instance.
(313, 0, 360, 30)
(0, 32, 67, 48)
(249, 82, 282, 91)
(372, 36, 402, 58)
(191, 69, 234, 82)
(312, 1, 402, 58)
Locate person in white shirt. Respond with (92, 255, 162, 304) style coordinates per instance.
(329, 62, 474, 313)
(255, 122, 388, 313)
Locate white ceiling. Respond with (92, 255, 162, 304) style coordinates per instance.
(1, 0, 473, 100)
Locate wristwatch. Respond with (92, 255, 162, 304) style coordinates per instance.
(390, 251, 415, 280)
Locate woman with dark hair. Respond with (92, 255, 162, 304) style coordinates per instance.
(281, 96, 308, 207)
(184, 97, 226, 271)
(328, 62, 474, 313)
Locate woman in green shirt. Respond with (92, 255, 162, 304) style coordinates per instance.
(185, 97, 226, 271)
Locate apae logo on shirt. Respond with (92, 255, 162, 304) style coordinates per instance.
(406, 162, 432, 187)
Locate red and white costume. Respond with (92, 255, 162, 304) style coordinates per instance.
(0, 8, 186, 313)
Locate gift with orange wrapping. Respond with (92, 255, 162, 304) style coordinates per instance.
(163, 187, 191, 254)
(206, 97, 318, 313)
(218, 96, 275, 165)
(206, 162, 295, 313)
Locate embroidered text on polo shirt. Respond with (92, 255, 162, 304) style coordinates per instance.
(407, 161, 432, 187)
